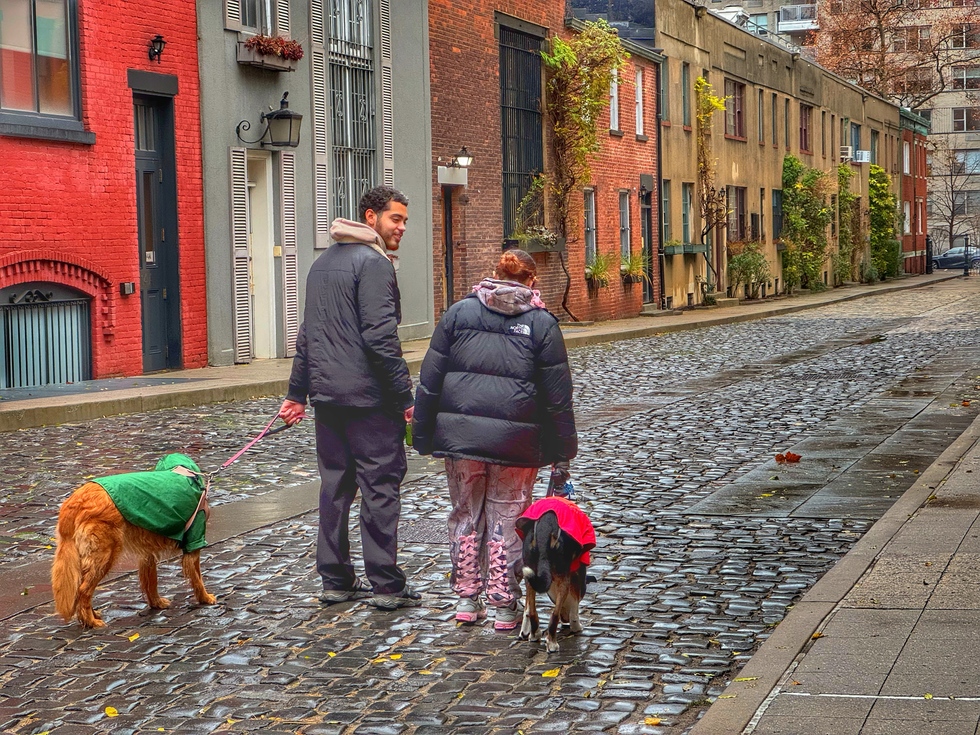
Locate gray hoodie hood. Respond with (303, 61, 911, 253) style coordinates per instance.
(471, 278, 546, 316)
(329, 218, 388, 259)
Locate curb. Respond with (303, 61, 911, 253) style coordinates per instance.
(689, 410, 980, 734)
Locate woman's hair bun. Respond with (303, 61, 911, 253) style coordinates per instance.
(495, 248, 536, 283)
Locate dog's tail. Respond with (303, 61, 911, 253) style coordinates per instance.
(51, 501, 82, 623)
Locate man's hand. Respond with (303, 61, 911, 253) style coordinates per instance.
(279, 399, 307, 426)
(404, 405, 415, 423)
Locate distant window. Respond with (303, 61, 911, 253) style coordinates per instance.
(954, 150, 980, 174)
(635, 68, 644, 136)
(871, 129, 879, 164)
(799, 104, 812, 152)
(681, 62, 691, 126)
(584, 189, 597, 263)
(619, 191, 631, 257)
(771, 93, 777, 144)
(953, 108, 980, 132)
(850, 122, 861, 151)
(682, 183, 693, 243)
(904, 141, 911, 174)
(724, 79, 745, 137)
(952, 66, 980, 90)
(610, 67, 620, 131)
(659, 60, 668, 124)
(772, 189, 783, 238)
(784, 98, 790, 148)
(662, 180, 671, 242)
(951, 24, 980, 49)
(242, 0, 274, 33)
(758, 90, 764, 142)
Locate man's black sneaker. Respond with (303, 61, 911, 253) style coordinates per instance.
(319, 577, 372, 604)
(372, 585, 423, 610)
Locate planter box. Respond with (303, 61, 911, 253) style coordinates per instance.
(236, 42, 298, 72)
(523, 236, 566, 254)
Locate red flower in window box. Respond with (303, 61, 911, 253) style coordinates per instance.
(243, 34, 304, 61)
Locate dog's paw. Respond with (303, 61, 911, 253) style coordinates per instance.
(199, 593, 217, 605)
(81, 617, 106, 629)
(529, 629, 541, 642)
(546, 637, 560, 653)
(149, 597, 171, 610)
(569, 620, 583, 634)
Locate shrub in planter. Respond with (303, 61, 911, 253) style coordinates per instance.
(727, 242, 772, 299)
(620, 251, 651, 285)
(244, 34, 304, 61)
(585, 251, 614, 290)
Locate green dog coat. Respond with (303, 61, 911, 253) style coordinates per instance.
(95, 453, 208, 552)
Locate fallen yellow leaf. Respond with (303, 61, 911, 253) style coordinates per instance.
(718, 694, 737, 699)
(924, 693, 933, 699)
(128, 633, 140, 642)
(811, 632, 825, 639)
(645, 717, 662, 725)
(328, 652, 336, 657)
(542, 668, 561, 678)
(105, 707, 119, 718)
(390, 654, 402, 660)
(420, 670, 433, 675)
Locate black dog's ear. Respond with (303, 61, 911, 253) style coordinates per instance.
(515, 516, 535, 539)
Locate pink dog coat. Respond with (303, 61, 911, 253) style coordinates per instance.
(517, 496, 596, 570)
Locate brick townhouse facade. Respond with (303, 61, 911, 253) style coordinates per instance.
(0, 0, 207, 388)
(428, 2, 662, 323)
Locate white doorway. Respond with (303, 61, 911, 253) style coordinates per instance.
(246, 151, 276, 359)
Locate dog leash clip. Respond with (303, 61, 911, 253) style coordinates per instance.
(555, 480, 574, 499)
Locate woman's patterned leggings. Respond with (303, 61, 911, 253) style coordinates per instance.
(446, 458, 539, 608)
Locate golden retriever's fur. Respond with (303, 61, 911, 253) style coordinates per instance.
(52, 482, 215, 628)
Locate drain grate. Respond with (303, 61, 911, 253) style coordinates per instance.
(400, 518, 447, 544)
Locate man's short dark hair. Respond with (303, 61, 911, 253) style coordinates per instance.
(358, 185, 409, 222)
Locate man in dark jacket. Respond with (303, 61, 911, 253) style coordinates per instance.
(279, 185, 420, 611)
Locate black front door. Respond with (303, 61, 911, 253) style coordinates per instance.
(134, 95, 180, 372)
(640, 189, 655, 304)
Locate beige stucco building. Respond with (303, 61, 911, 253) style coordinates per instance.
(656, 0, 906, 307)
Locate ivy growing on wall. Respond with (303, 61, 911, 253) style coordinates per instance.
(834, 164, 857, 284)
(781, 154, 834, 291)
(868, 164, 901, 279)
(541, 19, 629, 317)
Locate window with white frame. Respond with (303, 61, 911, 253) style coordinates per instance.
(903, 201, 911, 234)
(954, 150, 980, 174)
(635, 68, 644, 136)
(953, 108, 980, 132)
(609, 68, 620, 131)
(242, 0, 275, 33)
(952, 66, 980, 90)
(681, 62, 691, 126)
(799, 104, 812, 152)
(619, 190, 631, 258)
(584, 189, 597, 264)
(903, 141, 911, 174)
(662, 180, 671, 243)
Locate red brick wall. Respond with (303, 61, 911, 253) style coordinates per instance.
(0, 0, 207, 378)
(899, 129, 927, 275)
(429, 4, 660, 323)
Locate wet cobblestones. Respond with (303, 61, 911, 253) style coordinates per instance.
(3, 282, 980, 733)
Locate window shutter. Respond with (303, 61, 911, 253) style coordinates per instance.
(275, 0, 291, 38)
(230, 147, 253, 363)
(311, 0, 331, 247)
(380, 0, 394, 186)
(225, 0, 244, 31)
(280, 151, 300, 357)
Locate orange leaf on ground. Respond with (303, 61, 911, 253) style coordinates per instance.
(775, 454, 786, 464)
(784, 451, 802, 463)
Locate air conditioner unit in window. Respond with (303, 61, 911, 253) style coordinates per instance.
(853, 150, 871, 163)
(840, 145, 853, 162)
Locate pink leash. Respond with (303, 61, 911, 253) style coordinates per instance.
(179, 412, 290, 533)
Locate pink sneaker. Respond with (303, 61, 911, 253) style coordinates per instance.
(456, 596, 487, 624)
(494, 601, 523, 631)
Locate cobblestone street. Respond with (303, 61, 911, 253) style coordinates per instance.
(3, 280, 980, 734)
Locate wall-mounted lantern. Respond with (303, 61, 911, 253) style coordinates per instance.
(451, 146, 473, 168)
(236, 92, 303, 148)
(148, 34, 166, 63)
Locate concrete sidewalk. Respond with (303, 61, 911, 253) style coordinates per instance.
(0, 272, 958, 432)
(692, 406, 980, 734)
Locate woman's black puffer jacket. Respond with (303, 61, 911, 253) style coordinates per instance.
(412, 289, 577, 468)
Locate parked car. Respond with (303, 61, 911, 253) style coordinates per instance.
(933, 247, 980, 270)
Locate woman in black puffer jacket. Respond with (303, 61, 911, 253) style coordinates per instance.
(412, 249, 577, 631)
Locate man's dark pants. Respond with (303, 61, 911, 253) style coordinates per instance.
(314, 405, 408, 595)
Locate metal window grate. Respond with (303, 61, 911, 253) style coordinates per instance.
(329, 0, 376, 221)
(1, 298, 91, 389)
(500, 26, 544, 240)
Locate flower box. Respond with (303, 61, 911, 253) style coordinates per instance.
(236, 41, 298, 72)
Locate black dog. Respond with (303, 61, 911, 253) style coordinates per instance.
(515, 497, 595, 652)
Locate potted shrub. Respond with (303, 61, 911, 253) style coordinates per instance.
(727, 242, 771, 299)
(585, 251, 614, 292)
(620, 251, 651, 285)
(237, 34, 304, 72)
